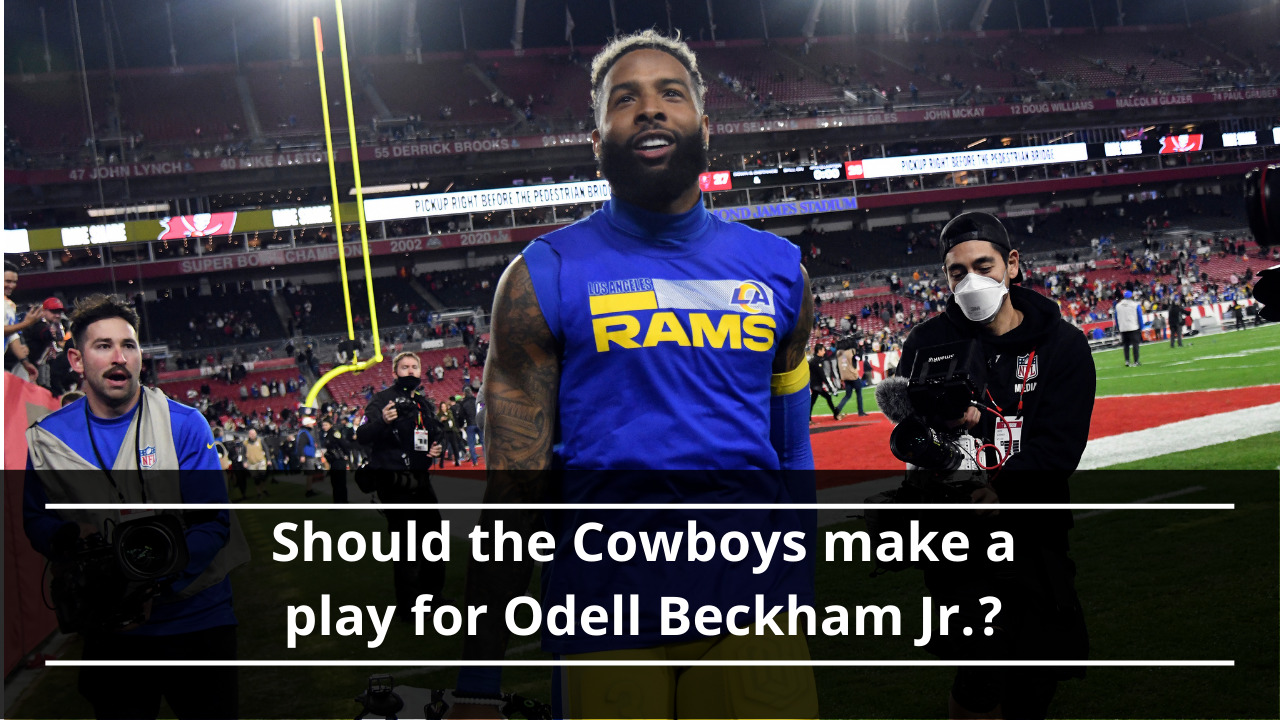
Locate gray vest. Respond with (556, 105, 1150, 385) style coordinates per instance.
(26, 386, 250, 600)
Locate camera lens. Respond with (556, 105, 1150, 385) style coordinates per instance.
(117, 523, 180, 579)
(889, 416, 965, 471)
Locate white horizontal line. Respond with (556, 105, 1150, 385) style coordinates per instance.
(46, 503, 1235, 511)
(49, 660, 1233, 668)
(1074, 486, 1206, 520)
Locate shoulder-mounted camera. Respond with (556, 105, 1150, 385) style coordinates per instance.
(49, 514, 189, 634)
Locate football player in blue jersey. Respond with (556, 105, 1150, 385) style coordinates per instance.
(450, 30, 819, 720)
(23, 293, 245, 720)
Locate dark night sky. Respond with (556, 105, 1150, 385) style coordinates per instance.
(2, 0, 1258, 74)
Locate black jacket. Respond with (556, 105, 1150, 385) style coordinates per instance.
(902, 286, 1093, 670)
(899, 286, 1096, 526)
(357, 385, 440, 471)
(322, 425, 352, 462)
(457, 395, 478, 426)
(808, 352, 831, 391)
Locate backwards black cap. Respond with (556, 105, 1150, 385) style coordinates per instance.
(939, 211, 1012, 262)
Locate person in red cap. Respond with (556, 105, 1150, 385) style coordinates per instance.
(22, 297, 69, 389)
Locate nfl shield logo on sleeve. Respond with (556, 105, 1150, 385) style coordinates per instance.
(139, 446, 157, 469)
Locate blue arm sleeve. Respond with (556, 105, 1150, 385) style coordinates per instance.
(772, 384, 817, 591)
(173, 409, 231, 593)
(1136, 307, 1144, 327)
(770, 386, 815, 471)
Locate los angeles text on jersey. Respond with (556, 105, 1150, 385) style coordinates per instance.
(589, 277, 779, 353)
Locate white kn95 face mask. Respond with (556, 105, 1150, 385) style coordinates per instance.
(953, 268, 1009, 324)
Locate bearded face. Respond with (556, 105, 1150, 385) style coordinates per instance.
(593, 49, 709, 213)
(598, 116, 708, 211)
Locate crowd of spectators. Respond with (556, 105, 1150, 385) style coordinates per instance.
(182, 309, 263, 347)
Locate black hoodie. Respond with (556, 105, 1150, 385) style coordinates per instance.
(899, 286, 1096, 530)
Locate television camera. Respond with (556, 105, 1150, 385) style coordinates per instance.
(864, 339, 994, 570)
(48, 514, 190, 633)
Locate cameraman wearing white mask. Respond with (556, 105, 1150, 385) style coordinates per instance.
(896, 211, 1094, 720)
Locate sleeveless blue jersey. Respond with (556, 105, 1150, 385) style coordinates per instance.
(523, 198, 813, 653)
(526, 197, 805, 471)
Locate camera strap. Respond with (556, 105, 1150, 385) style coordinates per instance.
(1016, 349, 1036, 413)
(977, 346, 1037, 471)
(84, 393, 148, 504)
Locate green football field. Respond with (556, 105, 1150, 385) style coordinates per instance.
(8, 326, 1278, 720)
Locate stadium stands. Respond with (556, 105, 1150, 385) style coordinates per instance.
(364, 56, 512, 128)
(114, 70, 246, 145)
(483, 55, 593, 126)
(1012, 35, 1132, 91)
(4, 73, 99, 155)
(7, 16, 1279, 165)
(1187, 10, 1280, 80)
(321, 346, 476, 410)
(143, 289, 286, 350)
(289, 275, 431, 335)
(159, 366, 304, 421)
(799, 39, 956, 101)
(418, 265, 504, 311)
(247, 63, 355, 138)
(697, 44, 843, 109)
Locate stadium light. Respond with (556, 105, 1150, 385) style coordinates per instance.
(2, 229, 30, 254)
(349, 181, 432, 196)
(87, 203, 172, 218)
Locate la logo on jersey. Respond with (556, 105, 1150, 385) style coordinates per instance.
(732, 281, 771, 314)
(139, 445, 157, 469)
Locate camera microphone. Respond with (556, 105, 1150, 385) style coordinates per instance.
(875, 376, 916, 425)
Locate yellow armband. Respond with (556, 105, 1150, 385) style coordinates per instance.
(770, 359, 810, 396)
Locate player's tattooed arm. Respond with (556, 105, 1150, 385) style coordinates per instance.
(775, 264, 815, 374)
(462, 255, 559, 662)
(482, 256, 559, 473)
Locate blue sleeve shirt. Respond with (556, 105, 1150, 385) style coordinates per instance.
(23, 396, 236, 635)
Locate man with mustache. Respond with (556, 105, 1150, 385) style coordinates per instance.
(451, 30, 817, 720)
(23, 294, 246, 720)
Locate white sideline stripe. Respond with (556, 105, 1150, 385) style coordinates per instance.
(1073, 486, 1206, 520)
(49, 660, 1231, 668)
(1077, 401, 1280, 470)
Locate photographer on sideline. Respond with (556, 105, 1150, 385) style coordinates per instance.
(23, 294, 246, 720)
(833, 342, 868, 417)
(320, 416, 351, 503)
(898, 212, 1094, 720)
(356, 351, 445, 619)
